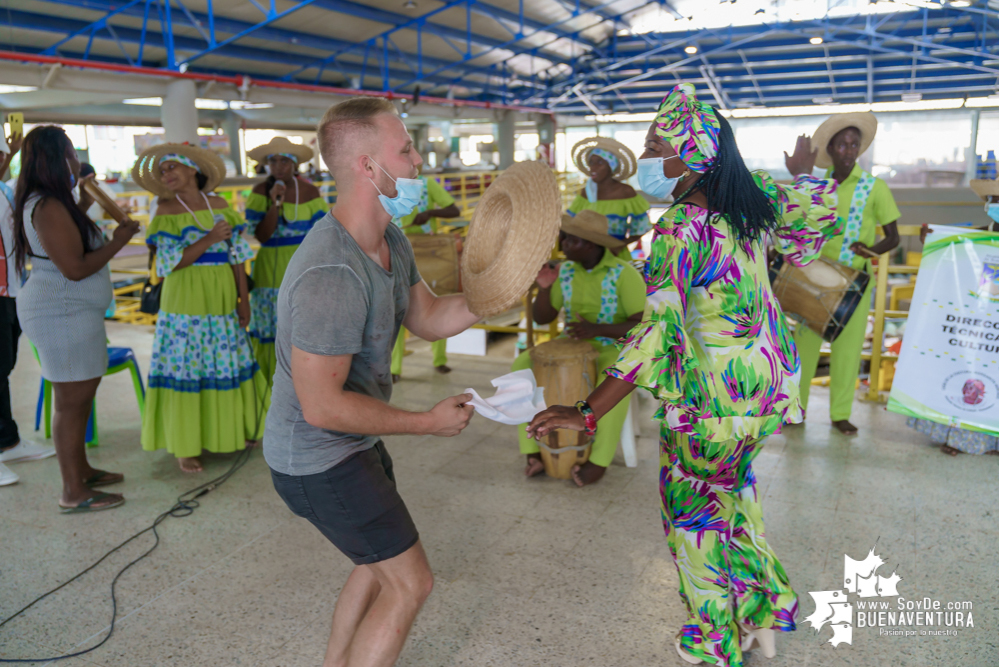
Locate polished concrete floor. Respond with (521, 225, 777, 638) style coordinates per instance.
(0, 322, 994, 666)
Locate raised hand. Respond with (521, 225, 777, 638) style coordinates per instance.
(535, 262, 559, 289)
(784, 134, 818, 177)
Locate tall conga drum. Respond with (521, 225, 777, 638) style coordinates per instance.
(409, 234, 461, 295)
(530, 338, 599, 479)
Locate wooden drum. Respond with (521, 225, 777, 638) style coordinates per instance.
(530, 338, 599, 479)
(769, 255, 870, 343)
(409, 234, 461, 295)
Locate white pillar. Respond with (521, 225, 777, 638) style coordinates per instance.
(222, 110, 242, 175)
(497, 111, 515, 169)
(967, 109, 981, 186)
(161, 78, 198, 143)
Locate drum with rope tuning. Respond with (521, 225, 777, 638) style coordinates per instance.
(769, 255, 870, 343)
(529, 338, 599, 479)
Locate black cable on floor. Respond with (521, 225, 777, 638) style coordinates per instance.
(0, 329, 269, 664)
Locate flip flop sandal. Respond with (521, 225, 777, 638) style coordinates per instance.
(59, 492, 125, 514)
(84, 470, 125, 487)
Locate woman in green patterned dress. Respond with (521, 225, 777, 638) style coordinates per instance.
(567, 136, 651, 259)
(244, 137, 327, 386)
(529, 84, 842, 666)
(134, 144, 267, 474)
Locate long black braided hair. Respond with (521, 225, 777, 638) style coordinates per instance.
(680, 112, 780, 244)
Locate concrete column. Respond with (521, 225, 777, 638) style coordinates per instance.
(222, 110, 242, 175)
(160, 78, 198, 143)
(497, 111, 515, 169)
(966, 108, 981, 185)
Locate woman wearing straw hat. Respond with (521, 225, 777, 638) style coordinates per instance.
(529, 83, 842, 665)
(909, 177, 999, 456)
(245, 137, 326, 387)
(134, 143, 266, 473)
(793, 112, 901, 436)
(568, 136, 651, 259)
(512, 210, 646, 486)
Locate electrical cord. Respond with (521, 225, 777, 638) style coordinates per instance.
(0, 278, 269, 664)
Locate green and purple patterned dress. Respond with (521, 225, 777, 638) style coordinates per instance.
(607, 171, 840, 666)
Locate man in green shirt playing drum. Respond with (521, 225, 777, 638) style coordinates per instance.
(512, 210, 646, 486)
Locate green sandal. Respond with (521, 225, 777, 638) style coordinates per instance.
(59, 492, 125, 514)
(84, 470, 124, 487)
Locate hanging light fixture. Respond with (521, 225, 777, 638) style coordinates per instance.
(403, 0, 417, 8)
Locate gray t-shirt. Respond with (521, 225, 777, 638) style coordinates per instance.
(263, 213, 421, 476)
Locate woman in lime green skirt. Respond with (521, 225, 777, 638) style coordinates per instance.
(133, 144, 267, 473)
(567, 136, 651, 260)
(244, 138, 326, 385)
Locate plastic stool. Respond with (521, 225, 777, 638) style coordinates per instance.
(619, 399, 638, 468)
(33, 345, 146, 448)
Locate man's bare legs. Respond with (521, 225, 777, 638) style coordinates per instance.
(324, 540, 434, 667)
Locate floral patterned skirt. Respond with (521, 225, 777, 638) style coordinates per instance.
(249, 244, 298, 386)
(661, 424, 797, 667)
(141, 264, 267, 458)
(907, 417, 999, 455)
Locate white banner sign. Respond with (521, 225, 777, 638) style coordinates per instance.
(888, 225, 999, 434)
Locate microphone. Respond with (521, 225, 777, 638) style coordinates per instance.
(273, 179, 286, 207)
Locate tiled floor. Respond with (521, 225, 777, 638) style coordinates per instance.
(0, 323, 995, 666)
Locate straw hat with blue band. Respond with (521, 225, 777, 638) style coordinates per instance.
(131, 142, 226, 199)
(246, 136, 314, 165)
(970, 177, 999, 201)
(571, 136, 638, 181)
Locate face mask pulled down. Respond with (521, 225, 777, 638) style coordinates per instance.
(368, 158, 425, 219)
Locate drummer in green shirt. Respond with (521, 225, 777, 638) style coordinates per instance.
(512, 210, 646, 487)
(391, 174, 461, 381)
(793, 112, 900, 435)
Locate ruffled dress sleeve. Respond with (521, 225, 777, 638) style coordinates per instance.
(146, 214, 185, 278)
(244, 192, 269, 236)
(618, 193, 652, 237)
(606, 211, 699, 402)
(760, 171, 841, 266)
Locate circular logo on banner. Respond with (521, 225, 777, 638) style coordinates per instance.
(942, 371, 999, 413)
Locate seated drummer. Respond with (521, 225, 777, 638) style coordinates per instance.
(512, 210, 646, 487)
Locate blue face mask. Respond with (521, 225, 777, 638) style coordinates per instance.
(369, 158, 424, 219)
(67, 159, 77, 188)
(584, 179, 598, 203)
(637, 157, 681, 200)
(986, 203, 999, 223)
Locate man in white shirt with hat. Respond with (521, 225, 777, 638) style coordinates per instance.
(0, 131, 57, 486)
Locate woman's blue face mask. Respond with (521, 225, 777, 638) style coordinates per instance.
(637, 156, 681, 200)
(986, 202, 999, 224)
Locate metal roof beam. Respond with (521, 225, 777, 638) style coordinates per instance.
(7, 8, 466, 88)
(36, 0, 486, 80)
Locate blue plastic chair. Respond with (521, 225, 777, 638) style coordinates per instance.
(33, 345, 146, 448)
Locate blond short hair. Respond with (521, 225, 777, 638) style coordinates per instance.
(316, 97, 398, 179)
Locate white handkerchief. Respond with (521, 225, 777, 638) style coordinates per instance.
(464, 369, 547, 425)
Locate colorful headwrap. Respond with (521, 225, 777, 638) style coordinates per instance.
(653, 83, 721, 173)
(269, 152, 300, 163)
(588, 147, 619, 172)
(159, 153, 201, 173)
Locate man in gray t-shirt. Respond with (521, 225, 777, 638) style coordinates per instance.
(264, 98, 480, 666)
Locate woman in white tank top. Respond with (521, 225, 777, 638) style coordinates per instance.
(14, 126, 140, 513)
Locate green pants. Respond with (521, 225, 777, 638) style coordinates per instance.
(512, 341, 630, 468)
(391, 328, 447, 375)
(793, 282, 872, 422)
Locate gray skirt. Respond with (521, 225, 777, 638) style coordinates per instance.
(17, 259, 112, 383)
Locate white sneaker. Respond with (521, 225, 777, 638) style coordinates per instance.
(0, 440, 57, 463)
(0, 462, 18, 486)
